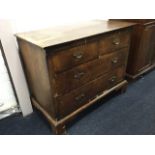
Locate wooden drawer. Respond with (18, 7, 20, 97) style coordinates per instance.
(48, 40, 98, 73)
(57, 67, 125, 118)
(98, 30, 130, 55)
(54, 48, 128, 95)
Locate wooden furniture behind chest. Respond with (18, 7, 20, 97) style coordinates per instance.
(111, 19, 155, 79)
(16, 20, 133, 134)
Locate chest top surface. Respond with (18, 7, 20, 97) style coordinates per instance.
(16, 20, 134, 48)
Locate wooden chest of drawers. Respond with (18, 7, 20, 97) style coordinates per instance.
(16, 20, 133, 134)
(111, 19, 155, 79)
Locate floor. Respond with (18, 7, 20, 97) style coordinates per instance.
(0, 70, 155, 135)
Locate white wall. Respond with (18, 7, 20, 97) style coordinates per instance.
(0, 46, 17, 112)
(11, 19, 108, 34)
(0, 20, 33, 116)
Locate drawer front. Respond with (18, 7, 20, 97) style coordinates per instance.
(98, 30, 130, 55)
(54, 48, 128, 95)
(49, 41, 98, 73)
(57, 67, 125, 118)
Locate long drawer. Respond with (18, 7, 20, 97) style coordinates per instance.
(48, 40, 98, 73)
(57, 67, 125, 118)
(54, 48, 128, 95)
(98, 30, 130, 55)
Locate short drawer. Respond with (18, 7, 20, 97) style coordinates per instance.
(57, 67, 125, 118)
(48, 40, 98, 73)
(98, 30, 130, 55)
(54, 48, 128, 95)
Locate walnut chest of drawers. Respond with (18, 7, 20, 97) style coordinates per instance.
(16, 20, 134, 134)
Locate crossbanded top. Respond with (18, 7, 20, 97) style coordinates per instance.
(16, 20, 134, 48)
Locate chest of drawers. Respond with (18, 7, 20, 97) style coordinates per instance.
(16, 20, 133, 134)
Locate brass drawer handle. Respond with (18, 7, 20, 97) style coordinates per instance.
(109, 76, 117, 83)
(73, 52, 83, 60)
(75, 94, 85, 101)
(113, 41, 120, 45)
(111, 58, 118, 64)
(74, 72, 85, 79)
(113, 38, 120, 45)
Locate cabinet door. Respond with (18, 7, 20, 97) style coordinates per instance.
(148, 25, 155, 64)
(137, 26, 153, 72)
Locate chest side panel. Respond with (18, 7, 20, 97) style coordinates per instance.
(17, 39, 56, 118)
